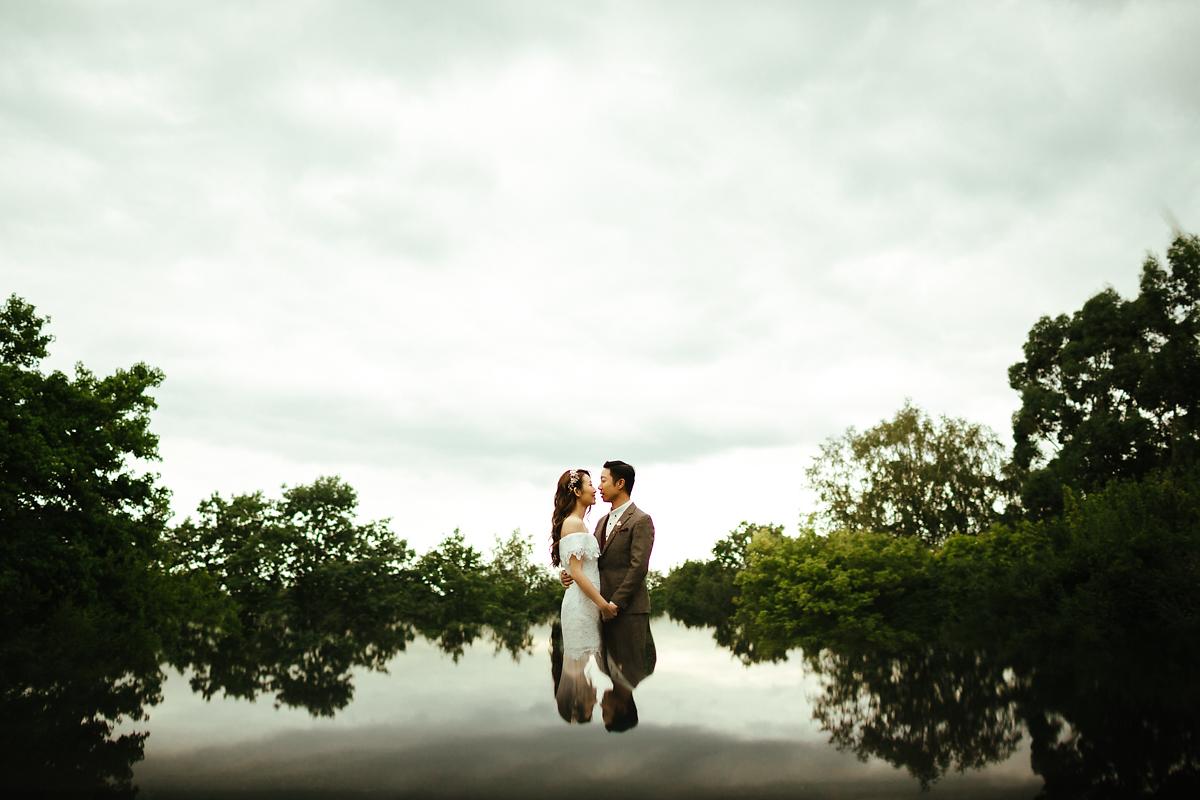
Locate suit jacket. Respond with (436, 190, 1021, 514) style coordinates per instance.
(593, 501, 654, 614)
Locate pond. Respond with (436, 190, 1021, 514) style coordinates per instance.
(121, 619, 1042, 799)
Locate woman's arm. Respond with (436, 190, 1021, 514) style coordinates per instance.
(568, 555, 617, 614)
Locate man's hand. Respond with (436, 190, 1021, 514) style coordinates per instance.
(600, 601, 619, 621)
(559, 570, 574, 588)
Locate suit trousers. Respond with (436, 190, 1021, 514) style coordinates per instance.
(601, 613, 656, 689)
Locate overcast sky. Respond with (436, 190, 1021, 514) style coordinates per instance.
(3, 0, 1198, 567)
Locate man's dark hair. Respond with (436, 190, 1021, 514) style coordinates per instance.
(603, 460, 635, 494)
(603, 689, 638, 732)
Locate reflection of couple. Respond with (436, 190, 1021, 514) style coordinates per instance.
(550, 460, 656, 729)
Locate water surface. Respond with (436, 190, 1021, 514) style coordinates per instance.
(128, 620, 1041, 798)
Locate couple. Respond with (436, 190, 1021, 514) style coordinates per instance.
(551, 460, 655, 728)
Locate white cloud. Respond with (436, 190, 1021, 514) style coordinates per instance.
(2, 0, 1198, 567)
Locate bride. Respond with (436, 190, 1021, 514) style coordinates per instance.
(550, 468, 617, 722)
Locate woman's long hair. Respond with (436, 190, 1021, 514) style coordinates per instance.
(550, 468, 590, 567)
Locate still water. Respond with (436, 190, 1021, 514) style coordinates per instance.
(126, 620, 1040, 798)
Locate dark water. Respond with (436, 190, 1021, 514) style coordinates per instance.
(118, 620, 1039, 799)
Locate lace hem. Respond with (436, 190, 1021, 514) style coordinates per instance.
(563, 644, 601, 661)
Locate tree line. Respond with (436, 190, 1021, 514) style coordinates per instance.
(658, 233, 1200, 650)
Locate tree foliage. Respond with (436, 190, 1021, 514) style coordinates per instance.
(1009, 233, 1200, 517)
(736, 527, 939, 656)
(806, 400, 1010, 546)
(653, 522, 783, 659)
(165, 476, 413, 610)
(1, 294, 170, 628)
(1, 294, 176, 794)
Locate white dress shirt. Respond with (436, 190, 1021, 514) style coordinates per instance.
(606, 499, 633, 537)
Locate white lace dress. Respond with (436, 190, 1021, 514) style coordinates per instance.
(558, 531, 602, 660)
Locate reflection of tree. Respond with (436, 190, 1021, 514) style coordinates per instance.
(1018, 646, 1200, 799)
(732, 631, 1200, 797)
(1025, 706, 1200, 799)
(0, 609, 163, 797)
(807, 646, 1022, 788)
(736, 628, 1200, 796)
(171, 605, 414, 717)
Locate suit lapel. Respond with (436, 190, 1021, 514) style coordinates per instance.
(601, 502, 637, 555)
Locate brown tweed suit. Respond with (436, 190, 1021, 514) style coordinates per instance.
(593, 502, 654, 613)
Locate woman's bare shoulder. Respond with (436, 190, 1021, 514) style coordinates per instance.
(561, 517, 588, 535)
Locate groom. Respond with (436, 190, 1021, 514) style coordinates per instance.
(591, 460, 656, 732)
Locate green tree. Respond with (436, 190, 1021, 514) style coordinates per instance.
(655, 522, 783, 660)
(806, 400, 1010, 546)
(1009, 233, 1200, 517)
(0, 294, 176, 793)
(735, 528, 939, 657)
(0, 293, 172, 631)
(165, 476, 415, 611)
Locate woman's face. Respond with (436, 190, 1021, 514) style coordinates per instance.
(577, 474, 596, 507)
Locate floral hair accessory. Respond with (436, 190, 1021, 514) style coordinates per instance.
(567, 470, 581, 492)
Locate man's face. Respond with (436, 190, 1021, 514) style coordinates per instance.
(599, 468, 623, 503)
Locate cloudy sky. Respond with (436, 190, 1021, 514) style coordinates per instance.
(3, 0, 1198, 567)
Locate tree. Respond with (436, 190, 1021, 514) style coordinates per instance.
(735, 527, 939, 657)
(0, 294, 169, 629)
(0, 294, 172, 793)
(655, 522, 783, 660)
(806, 401, 1010, 546)
(1009, 233, 1200, 517)
(164, 475, 415, 611)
